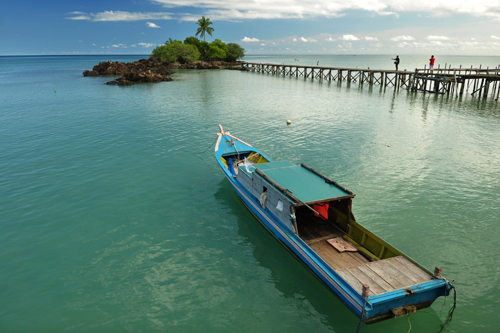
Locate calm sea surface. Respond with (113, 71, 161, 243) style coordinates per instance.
(1, 54, 500, 332)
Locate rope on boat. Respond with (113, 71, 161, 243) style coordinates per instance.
(415, 278, 457, 333)
(406, 314, 412, 333)
(355, 297, 367, 333)
(157, 124, 220, 155)
(355, 285, 369, 333)
(437, 280, 456, 332)
(194, 135, 219, 154)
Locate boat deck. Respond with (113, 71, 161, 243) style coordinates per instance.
(299, 218, 433, 296)
(336, 256, 433, 296)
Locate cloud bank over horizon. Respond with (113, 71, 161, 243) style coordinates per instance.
(3, 0, 500, 55)
(66, 0, 500, 22)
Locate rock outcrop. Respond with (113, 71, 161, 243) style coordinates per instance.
(83, 59, 243, 85)
(106, 70, 173, 86)
(83, 59, 174, 85)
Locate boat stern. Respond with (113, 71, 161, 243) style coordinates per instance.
(363, 279, 452, 324)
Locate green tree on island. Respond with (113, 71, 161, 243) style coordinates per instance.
(195, 16, 214, 42)
(151, 26, 245, 64)
(226, 43, 245, 62)
(151, 41, 199, 63)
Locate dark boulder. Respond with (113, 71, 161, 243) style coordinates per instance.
(84, 59, 174, 86)
(83, 70, 99, 76)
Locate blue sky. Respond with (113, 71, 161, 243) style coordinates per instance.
(2, 0, 500, 55)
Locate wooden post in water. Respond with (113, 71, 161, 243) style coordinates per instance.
(241, 61, 499, 99)
(483, 79, 490, 98)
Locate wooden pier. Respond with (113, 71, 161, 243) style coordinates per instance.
(241, 62, 500, 100)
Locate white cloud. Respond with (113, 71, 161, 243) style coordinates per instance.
(241, 37, 260, 42)
(68, 1, 500, 23)
(391, 35, 415, 41)
(299, 37, 317, 42)
(364, 36, 379, 41)
(325, 37, 336, 41)
(66, 11, 173, 21)
(491, 35, 500, 40)
(149, 0, 500, 20)
(341, 35, 359, 41)
(67, 12, 91, 20)
(138, 43, 156, 48)
(146, 22, 161, 28)
(378, 11, 398, 17)
(427, 35, 450, 40)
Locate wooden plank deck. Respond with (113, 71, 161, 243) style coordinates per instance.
(310, 240, 369, 271)
(336, 256, 433, 295)
(298, 215, 343, 244)
(297, 212, 433, 296)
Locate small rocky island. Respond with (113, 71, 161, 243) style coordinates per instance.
(83, 59, 241, 86)
(83, 59, 174, 86)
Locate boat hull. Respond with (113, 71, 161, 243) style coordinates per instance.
(220, 168, 450, 323)
(214, 128, 451, 323)
(221, 170, 368, 315)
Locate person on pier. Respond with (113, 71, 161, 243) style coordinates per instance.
(429, 55, 435, 74)
(392, 56, 400, 71)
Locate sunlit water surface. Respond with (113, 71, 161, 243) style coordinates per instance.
(1, 55, 500, 332)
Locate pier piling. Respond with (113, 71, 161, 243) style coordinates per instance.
(240, 62, 500, 100)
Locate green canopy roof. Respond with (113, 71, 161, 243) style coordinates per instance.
(255, 161, 353, 203)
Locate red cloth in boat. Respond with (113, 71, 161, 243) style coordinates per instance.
(313, 202, 329, 220)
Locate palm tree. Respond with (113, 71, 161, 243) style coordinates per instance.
(195, 16, 214, 42)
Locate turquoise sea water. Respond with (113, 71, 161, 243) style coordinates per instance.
(1, 54, 500, 332)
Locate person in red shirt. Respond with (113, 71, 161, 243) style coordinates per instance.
(429, 55, 435, 74)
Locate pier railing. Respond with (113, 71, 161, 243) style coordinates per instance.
(241, 62, 500, 100)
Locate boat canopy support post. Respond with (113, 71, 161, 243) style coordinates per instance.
(347, 198, 353, 234)
(290, 206, 299, 236)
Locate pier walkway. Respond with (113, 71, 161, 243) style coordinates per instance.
(241, 62, 500, 100)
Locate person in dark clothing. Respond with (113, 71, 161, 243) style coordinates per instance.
(392, 55, 400, 70)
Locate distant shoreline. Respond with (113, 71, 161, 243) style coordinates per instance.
(3, 53, 500, 57)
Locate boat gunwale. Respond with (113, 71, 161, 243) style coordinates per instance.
(220, 169, 368, 313)
(213, 126, 452, 322)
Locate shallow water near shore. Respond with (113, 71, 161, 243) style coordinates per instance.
(1, 54, 500, 332)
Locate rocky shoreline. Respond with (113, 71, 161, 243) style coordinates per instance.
(83, 59, 241, 86)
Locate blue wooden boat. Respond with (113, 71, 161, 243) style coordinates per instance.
(214, 125, 453, 324)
